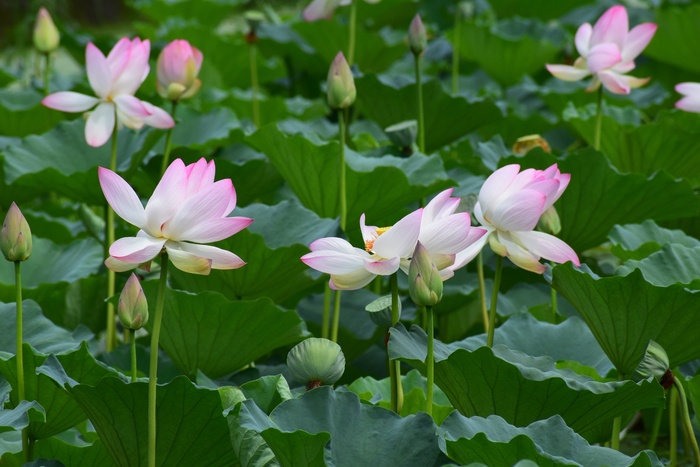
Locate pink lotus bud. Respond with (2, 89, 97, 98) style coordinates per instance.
(118, 273, 148, 330)
(326, 52, 356, 110)
(408, 14, 427, 56)
(0, 203, 32, 263)
(156, 40, 203, 101)
(33, 7, 60, 53)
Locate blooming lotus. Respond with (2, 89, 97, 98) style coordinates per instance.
(42, 37, 174, 147)
(467, 164, 580, 274)
(546, 5, 657, 95)
(303, 0, 380, 22)
(156, 39, 203, 101)
(99, 158, 252, 275)
(675, 83, 700, 113)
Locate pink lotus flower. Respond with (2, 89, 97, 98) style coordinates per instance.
(304, 0, 380, 22)
(468, 164, 580, 274)
(99, 158, 252, 275)
(675, 83, 700, 113)
(546, 5, 656, 95)
(156, 40, 203, 101)
(42, 38, 175, 147)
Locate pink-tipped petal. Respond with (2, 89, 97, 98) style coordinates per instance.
(309, 237, 358, 254)
(144, 159, 188, 235)
(422, 188, 459, 224)
(514, 230, 580, 266)
(373, 209, 423, 259)
(105, 256, 140, 272)
(490, 189, 546, 231)
(587, 43, 622, 73)
(622, 23, 657, 62)
(163, 179, 235, 239)
(303, 0, 340, 21)
(142, 101, 175, 129)
(166, 248, 212, 275)
(85, 102, 116, 147)
(302, 249, 366, 274)
(451, 231, 490, 270)
(98, 167, 147, 227)
(419, 213, 474, 254)
(675, 96, 700, 113)
(597, 70, 631, 95)
(109, 236, 165, 263)
(174, 242, 246, 270)
(363, 256, 400, 275)
(675, 82, 700, 96)
(111, 39, 151, 96)
(42, 92, 99, 112)
(106, 37, 131, 78)
(113, 94, 150, 130)
(85, 43, 112, 99)
(478, 164, 520, 211)
(498, 234, 547, 274)
(173, 216, 253, 244)
(185, 159, 216, 197)
(590, 5, 628, 49)
(329, 268, 376, 291)
(574, 23, 593, 56)
(359, 213, 379, 245)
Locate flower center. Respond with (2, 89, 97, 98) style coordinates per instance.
(364, 227, 391, 252)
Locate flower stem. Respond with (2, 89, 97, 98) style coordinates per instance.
(451, 6, 461, 96)
(477, 252, 489, 332)
(330, 289, 342, 343)
(670, 385, 678, 465)
(674, 376, 700, 465)
(648, 406, 663, 450)
(148, 254, 169, 467)
(105, 123, 118, 352)
(611, 415, 621, 450)
(425, 305, 434, 415)
(160, 101, 178, 176)
(15, 261, 28, 462)
(130, 330, 137, 383)
(249, 42, 260, 127)
(486, 255, 502, 348)
(347, 0, 357, 67)
(43, 53, 50, 95)
(389, 274, 404, 413)
(414, 54, 425, 153)
(594, 87, 603, 152)
(337, 109, 348, 232)
(321, 282, 332, 339)
(551, 283, 558, 323)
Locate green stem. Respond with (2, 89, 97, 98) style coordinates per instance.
(43, 53, 50, 95)
(610, 374, 623, 450)
(390, 274, 404, 413)
(415, 54, 425, 153)
(551, 284, 558, 323)
(674, 377, 700, 465)
(15, 261, 27, 462)
(425, 305, 434, 415)
(451, 5, 460, 96)
(348, 0, 357, 67)
(670, 385, 678, 466)
(486, 255, 502, 348)
(148, 254, 169, 467)
(249, 42, 260, 127)
(160, 101, 178, 176)
(477, 252, 489, 332)
(322, 282, 332, 339)
(648, 406, 663, 450)
(130, 330, 137, 383)
(338, 109, 347, 232)
(594, 87, 603, 152)
(330, 289, 342, 343)
(105, 120, 118, 352)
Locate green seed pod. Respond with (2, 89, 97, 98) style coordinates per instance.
(408, 242, 443, 307)
(118, 273, 149, 330)
(0, 203, 32, 262)
(287, 338, 345, 390)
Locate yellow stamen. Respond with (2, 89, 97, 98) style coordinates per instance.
(364, 226, 391, 252)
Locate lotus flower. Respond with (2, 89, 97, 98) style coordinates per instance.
(42, 38, 174, 147)
(675, 83, 700, 113)
(466, 164, 580, 274)
(546, 5, 657, 95)
(99, 158, 252, 275)
(156, 39, 203, 101)
(304, 0, 380, 22)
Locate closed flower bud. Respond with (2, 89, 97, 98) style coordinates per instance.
(0, 203, 32, 262)
(118, 273, 148, 330)
(537, 206, 561, 235)
(33, 8, 60, 53)
(634, 340, 673, 389)
(326, 52, 356, 110)
(156, 40, 203, 101)
(287, 338, 345, 390)
(408, 242, 443, 307)
(408, 14, 427, 56)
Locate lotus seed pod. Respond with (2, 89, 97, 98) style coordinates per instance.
(326, 52, 356, 110)
(33, 7, 60, 53)
(385, 120, 418, 149)
(118, 273, 149, 330)
(408, 14, 427, 56)
(408, 242, 443, 307)
(0, 203, 32, 262)
(634, 340, 673, 389)
(287, 338, 345, 390)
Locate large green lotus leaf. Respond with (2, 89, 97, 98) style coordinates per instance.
(355, 0, 419, 29)
(644, 3, 700, 74)
(506, 149, 700, 253)
(0, 300, 85, 355)
(237, 387, 446, 466)
(552, 264, 700, 377)
(152, 106, 240, 154)
(64, 377, 235, 467)
(0, 89, 66, 137)
(240, 375, 293, 415)
(126, 0, 244, 23)
(228, 405, 277, 467)
(215, 144, 284, 207)
(0, 343, 117, 440)
(355, 75, 503, 153)
(388, 324, 664, 440)
(142, 283, 308, 379)
(169, 200, 337, 305)
(0, 401, 45, 435)
(447, 18, 565, 85)
(438, 412, 662, 467)
(210, 91, 327, 129)
(1, 119, 160, 203)
(34, 438, 113, 467)
(616, 244, 700, 289)
(563, 106, 700, 185)
(487, 0, 593, 20)
(247, 124, 452, 224)
(609, 220, 700, 261)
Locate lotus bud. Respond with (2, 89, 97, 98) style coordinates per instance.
(156, 40, 203, 101)
(634, 340, 673, 389)
(33, 8, 60, 53)
(408, 14, 427, 56)
(408, 242, 443, 307)
(326, 52, 356, 110)
(385, 120, 418, 151)
(118, 273, 149, 331)
(0, 203, 32, 262)
(537, 206, 561, 235)
(287, 338, 345, 390)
